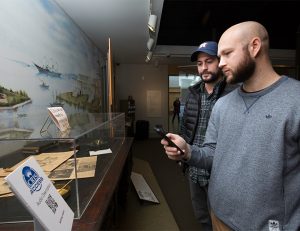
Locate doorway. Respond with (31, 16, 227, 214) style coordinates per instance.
(168, 73, 200, 133)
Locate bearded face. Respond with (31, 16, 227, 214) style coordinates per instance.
(200, 69, 222, 83)
(198, 56, 222, 84)
(229, 47, 256, 84)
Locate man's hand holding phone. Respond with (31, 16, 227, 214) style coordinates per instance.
(154, 125, 190, 160)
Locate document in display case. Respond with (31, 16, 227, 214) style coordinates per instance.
(0, 112, 125, 225)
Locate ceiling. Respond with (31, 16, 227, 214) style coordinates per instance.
(158, 0, 300, 49)
(55, 0, 164, 65)
(55, 0, 300, 66)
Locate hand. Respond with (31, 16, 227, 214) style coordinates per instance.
(160, 133, 190, 161)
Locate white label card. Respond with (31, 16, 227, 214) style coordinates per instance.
(47, 107, 70, 132)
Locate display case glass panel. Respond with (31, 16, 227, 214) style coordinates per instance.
(0, 112, 125, 224)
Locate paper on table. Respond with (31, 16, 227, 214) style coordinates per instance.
(0, 178, 11, 195)
(48, 156, 97, 180)
(10, 151, 74, 172)
(89, 148, 112, 156)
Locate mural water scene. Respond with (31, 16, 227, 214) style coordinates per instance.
(0, 0, 105, 138)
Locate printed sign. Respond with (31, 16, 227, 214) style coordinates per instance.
(47, 107, 70, 132)
(131, 172, 159, 203)
(5, 157, 74, 231)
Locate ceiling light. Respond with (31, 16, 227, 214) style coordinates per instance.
(147, 38, 154, 50)
(148, 14, 157, 33)
(145, 51, 153, 62)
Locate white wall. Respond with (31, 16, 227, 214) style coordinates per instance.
(115, 63, 169, 137)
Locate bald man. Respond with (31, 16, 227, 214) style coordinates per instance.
(161, 21, 300, 230)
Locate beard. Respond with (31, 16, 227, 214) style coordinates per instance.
(200, 70, 221, 83)
(229, 49, 256, 84)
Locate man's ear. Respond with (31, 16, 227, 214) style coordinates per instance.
(249, 37, 261, 58)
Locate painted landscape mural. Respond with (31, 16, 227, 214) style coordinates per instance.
(0, 0, 106, 138)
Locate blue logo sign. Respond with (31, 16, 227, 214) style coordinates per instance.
(22, 166, 43, 194)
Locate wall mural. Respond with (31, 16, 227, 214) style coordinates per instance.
(0, 0, 106, 138)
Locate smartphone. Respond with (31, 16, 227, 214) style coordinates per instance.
(153, 125, 184, 155)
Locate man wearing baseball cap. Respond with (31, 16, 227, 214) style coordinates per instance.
(180, 41, 235, 230)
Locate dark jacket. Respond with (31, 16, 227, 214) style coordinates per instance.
(181, 79, 237, 144)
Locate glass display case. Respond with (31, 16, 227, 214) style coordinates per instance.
(0, 112, 125, 224)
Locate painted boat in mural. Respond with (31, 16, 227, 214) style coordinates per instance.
(34, 63, 62, 77)
(17, 113, 27, 118)
(39, 80, 49, 89)
(49, 101, 64, 107)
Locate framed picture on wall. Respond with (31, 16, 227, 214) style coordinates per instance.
(146, 90, 161, 117)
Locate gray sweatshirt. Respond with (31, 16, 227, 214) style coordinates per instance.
(187, 76, 300, 230)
